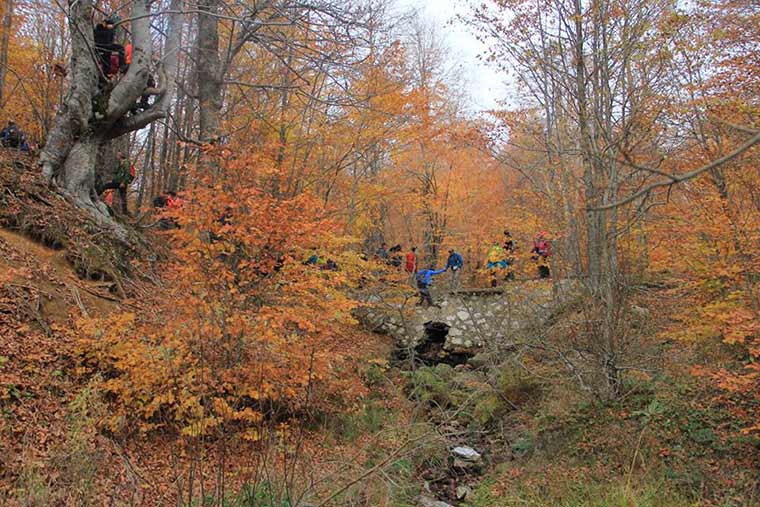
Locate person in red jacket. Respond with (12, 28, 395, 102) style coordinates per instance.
(405, 246, 417, 284)
(405, 247, 417, 272)
(531, 232, 552, 278)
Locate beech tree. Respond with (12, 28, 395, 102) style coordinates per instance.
(38, 0, 182, 225)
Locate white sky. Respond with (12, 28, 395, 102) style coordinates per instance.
(395, 0, 509, 113)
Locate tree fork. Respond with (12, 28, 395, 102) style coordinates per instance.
(38, 0, 182, 227)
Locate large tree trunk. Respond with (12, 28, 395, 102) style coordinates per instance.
(38, 0, 182, 228)
(196, 0, 223, 143)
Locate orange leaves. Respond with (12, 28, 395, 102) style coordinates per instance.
(76, 146, 370, 441)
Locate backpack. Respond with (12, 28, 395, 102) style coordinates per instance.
(124, 43, 133, 65)
(535, 240, 551, 257)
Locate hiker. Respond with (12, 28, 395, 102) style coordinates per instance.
(415, 266, 447, 308)
(503, 230, 516, 281)
(0, 120, 24, 149)
(140, 75, 156, 110)
(503, 230, 515, 254)
(486, 242, 507, 287)
(320, 259, 339, 271)
(531, 232, 552, 279)
(103, 189, 115, 210)
(151, 191, 182, 229)
(98, 151, 134, 215)
(375, 242, 389, 261)
(389, 244, 403, 268)
(445, 249, 464, 290)
(305, 248, 320, 266)
(166, 191, 183, 210)
(405, 247, 418, 273)
(94, 16, 124, 78)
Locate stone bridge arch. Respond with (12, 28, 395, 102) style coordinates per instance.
(359, 282, 573, 361)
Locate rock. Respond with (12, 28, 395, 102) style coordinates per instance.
(468, 352, 490, 368)
(456, 310, 470, 320)
(448, 327, 463, 337)
(416, 496, 454, 507)
(451, 445, 482, 462)
(453, 457, 482, 472)
(631, 305, 650, 318)
(448, 336, 464, 346)
(456, 485, 472, 500)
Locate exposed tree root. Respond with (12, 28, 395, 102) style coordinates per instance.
(0, 156, 163, 296)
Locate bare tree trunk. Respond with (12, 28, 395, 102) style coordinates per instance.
(136, 123, 155, 209)
(0, 0, 12, 104)
(196, 0, 222, 143)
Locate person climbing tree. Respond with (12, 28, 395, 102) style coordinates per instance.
(415, 266, 446, 308)
(138, 75, 156, 111)
(93, 16, 123, 78)
(531, 232, 552, 279)
(445, 249, 464, 290)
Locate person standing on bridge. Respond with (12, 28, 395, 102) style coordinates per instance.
(503, 230, 516, 281)
(405, 247, 418, 285)
(486, 242, 507, 287)
(415, 266, 446, 308)
(531, 232, 552, 279)
(445, 249, 464, 290)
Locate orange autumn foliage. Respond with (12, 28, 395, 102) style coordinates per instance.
(77, 146, 372, 437)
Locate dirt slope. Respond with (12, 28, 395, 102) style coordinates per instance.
(0, 156, 162, 502)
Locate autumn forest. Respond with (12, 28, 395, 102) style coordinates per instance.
(0, 0, 758, 505)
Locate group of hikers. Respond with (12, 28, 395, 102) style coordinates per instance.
(377, 231, 553, 308)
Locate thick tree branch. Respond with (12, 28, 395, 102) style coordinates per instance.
(590, 131, 760, 211)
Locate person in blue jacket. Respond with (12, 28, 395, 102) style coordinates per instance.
(416, 266, 447, 308)
(445, 249, 464, 290)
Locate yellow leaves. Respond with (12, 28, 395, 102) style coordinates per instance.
(234, 407, 263, 424)
(213, 397, 235, 419)
(180, 417, 219, 438)
(242, 428, 260, 442)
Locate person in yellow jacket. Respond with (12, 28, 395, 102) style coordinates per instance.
(486, 243, 507, 287)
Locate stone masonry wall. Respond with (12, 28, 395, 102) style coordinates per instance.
(359, 282, 569, 355)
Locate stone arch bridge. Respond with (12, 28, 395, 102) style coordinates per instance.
(358, 281, 578, 361)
